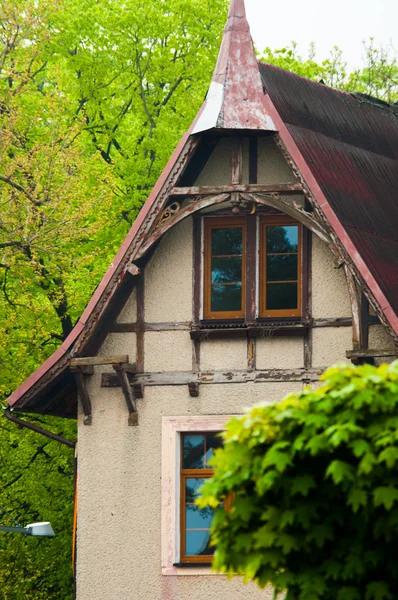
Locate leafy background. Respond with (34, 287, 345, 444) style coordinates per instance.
(0, 0, 396, 596)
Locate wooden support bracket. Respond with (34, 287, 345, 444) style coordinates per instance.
(113, 364, 138, 426)
(188, 382, 200, 397)
(73, 369, 93, 426)
(132, 383, 144, 399)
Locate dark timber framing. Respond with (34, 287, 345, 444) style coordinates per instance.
(102, 368, 323, 389)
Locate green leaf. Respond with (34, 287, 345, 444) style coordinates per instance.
(373, 487, 398, 510)
(365, 581, 392, 600)
(325, 460, 355, 484)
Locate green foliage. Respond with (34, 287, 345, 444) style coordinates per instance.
(261, 41, 398, 103)
(199, 362, 398, 599)
(0, 0, 227, 596)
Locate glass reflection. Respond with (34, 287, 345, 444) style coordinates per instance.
(266, 282, 298, 310)
(182, 435, 204, 469)
(205, 433, 223, 466)
(211, 284, 242, 312)
(186, 505, 214, 529)
(211, 257, 242, 284)
(267, 254, 298, 282)
(211, 227, 242, 256)
(186, 530, 214, 556)
(266, 226, 298, 253)
(186, 478, 205, 503)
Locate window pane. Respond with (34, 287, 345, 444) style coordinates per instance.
(211, 284, 242, 312)
(186, 478, 205, 503)
(182, 435, 204, 469)
(211, 257, 242, 284)
(266, 226, 298, 253)
(186, 505, 214, 529)
(205, 433, 223, 467)
(211, 227, 242, 256)
(266, 282, 298, 310)
(267, 254, 298, 282)
(186, 530, 214, 556)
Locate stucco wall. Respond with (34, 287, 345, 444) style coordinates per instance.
(312, 235, 351, 319)
(257, 136, 296, 184)
(77, 135, 396, 600)
(145, 219, 193, 323)
(77, 380, 298, 600)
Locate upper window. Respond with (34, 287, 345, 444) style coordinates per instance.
(180, 432, 223, 564)
(203, 215, 302, 321)
(204, 217, 246, 319)
(260, 216, 302, 318)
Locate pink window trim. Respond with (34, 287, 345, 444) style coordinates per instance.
(161, 415, 237, 576)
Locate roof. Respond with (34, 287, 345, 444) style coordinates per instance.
(259, 63, 398, 324)
(6, 0, 398, 417)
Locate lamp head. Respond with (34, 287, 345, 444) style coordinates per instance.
(25, 522, 55, 537)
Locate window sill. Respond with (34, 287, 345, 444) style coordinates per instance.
(162, 564, 222, 576)
(190, 320, 310, 340)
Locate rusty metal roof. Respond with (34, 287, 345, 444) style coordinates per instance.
(260, 62, 398, 323)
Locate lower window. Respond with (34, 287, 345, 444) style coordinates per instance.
(180, 432, 223, 563)
(161, 415, 235, 575)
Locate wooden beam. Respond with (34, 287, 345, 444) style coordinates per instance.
(231, 137, 243, 185)
(102, 368, 323, 389)
(247, 337, 256, 371)
(171, 183, 303, 196)
(136, 273, 145, 375)
(70, 356, 129, 367)
(249, 137, 258, 185)
(241, 192, 332, 247)
(73, 370, 92, 425)
(136, 193, 229, 260)
(113, 364, 138, 426)
(344, 265, 361, 350)
(346, 349, 398, 360)
(360, 293, 369, 349)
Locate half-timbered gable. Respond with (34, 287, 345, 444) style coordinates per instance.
(6, 1, 398, 598)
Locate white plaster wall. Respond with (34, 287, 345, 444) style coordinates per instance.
(77, 380, 299, 600)
(312, 235, 351, 319)
(257, 137, 296, 184)
(145, 331, 192, 372)
(369, 324, 396, 351)
(195, 138, 233, 186)
(99, 332, 137, 363)
(117, 288, 137, 323)
(200, 339, 247, 371)
(256, 337, 304, 369)
(312, 327, 352, 367)
(145, 219, 193, 323)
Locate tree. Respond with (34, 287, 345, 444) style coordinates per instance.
(199, 361, 398, 599)
(0, 0, 228, 597)
(261, 41, 398, 103)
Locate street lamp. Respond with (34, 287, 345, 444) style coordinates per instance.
(0, 522, 55, 537)
(0, 504, 55, 537)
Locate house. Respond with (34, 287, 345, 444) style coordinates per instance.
(6, 0, 398, 598)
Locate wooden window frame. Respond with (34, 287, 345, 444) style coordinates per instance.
(180, 433, 218, 564)
(203, 217, 246, 320)
(259, 215, 302, 319)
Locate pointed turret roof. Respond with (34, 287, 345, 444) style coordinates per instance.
(193, 0, 275, 132)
